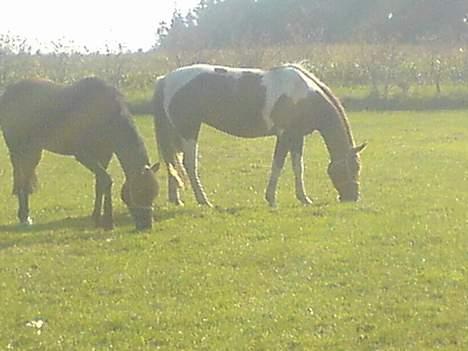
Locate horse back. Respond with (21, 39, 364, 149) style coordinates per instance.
(0, 78, 127, 155)
(161, 64, 324, 138)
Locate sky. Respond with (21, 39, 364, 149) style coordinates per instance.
(0, 0, 199, 52)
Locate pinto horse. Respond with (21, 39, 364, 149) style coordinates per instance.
(0, 77, 160, 230)
(153, 64, 366, 207)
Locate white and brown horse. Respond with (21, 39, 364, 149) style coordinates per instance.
(153, 64, 366, 207)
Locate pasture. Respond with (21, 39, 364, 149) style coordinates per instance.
(0, 110, 467, 350)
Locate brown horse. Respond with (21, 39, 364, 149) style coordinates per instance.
(153, 64, 366, 207)
(0, 77, 159, 230)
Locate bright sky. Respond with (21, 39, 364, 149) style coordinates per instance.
(0, 0, 199, 52)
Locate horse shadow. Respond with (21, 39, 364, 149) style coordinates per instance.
(0, 215, 115, 251)
(0, 202, 328, 251)
(0, 205, 206, 234)
(0, 216, 93, 234)
(0, 205, 237, 251)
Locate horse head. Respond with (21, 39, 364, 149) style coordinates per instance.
(121, 162, 160, 230)
(327, 143, 367, 202)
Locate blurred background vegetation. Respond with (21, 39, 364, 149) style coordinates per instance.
(1, 0, 468, 111)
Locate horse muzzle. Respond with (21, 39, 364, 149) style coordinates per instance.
(337, 181, 360, 202)
(130, 207, 153, 230)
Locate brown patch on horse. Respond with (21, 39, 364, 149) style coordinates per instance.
(0, 77, 159, 229)
(270, 95, 300, 131)
(168, 70, 269, 138)
(287, 64, 355, 146)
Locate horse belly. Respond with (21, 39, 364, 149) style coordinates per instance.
(44, 138, 77, 156)
(200, 86, 273, 137)
(204, 111, 272, 138)
(43, 122, 106, 156)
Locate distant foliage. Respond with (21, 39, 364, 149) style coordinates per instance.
(156, 0, 468, 50)
(1, 34, 468, 107)
(0, 34, 171, 94)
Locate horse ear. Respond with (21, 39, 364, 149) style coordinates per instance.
(150, 162, 161, 173)
(353, 143, 368, 154)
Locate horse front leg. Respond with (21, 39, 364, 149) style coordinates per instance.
(17, 190, 32, 225)
(101, 180, 113, 230)
(265, 135, 289, 207)
(168, 174, 184, 206)
(182, 138, 212, 207)
(76, 155, 114, 230)
(91, 154, 112, 226)
(92, 180, 104, 226)
(290, 136, 312, 205)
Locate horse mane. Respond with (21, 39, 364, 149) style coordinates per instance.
(283, 63, 355, 145)
(75, 77, 150, 170)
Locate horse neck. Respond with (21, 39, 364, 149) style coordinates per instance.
(113, 120, 150, 178)
(316, 103, 355, 162)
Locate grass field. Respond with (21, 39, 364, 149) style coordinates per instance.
(0, 110, 467, 350)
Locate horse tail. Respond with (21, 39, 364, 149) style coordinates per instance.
(152, 76, 186, 189)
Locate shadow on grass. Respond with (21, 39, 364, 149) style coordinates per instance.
(0, 202, 334, 251)
(154, 204, 250, 221)
(0, 214, 124, 251)
(0, 215, 94, 234)
(0, 205, 241, 250)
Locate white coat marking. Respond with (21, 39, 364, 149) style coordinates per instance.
(163, 65, 207, 120)
(261, 67, 321, 130)
(181, 138, 198, 170)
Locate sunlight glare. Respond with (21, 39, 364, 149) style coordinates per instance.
(0, 0, 198, 52)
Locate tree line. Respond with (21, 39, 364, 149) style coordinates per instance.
(156, 0, 468, 50)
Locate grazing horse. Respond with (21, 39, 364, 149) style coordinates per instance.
(153, 64, 366, 207)
(0, 77, 160, 230)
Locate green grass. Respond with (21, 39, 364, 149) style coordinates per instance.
(0, 111, 467, 350)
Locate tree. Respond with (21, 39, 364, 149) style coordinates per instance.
(155, 0, 468, 50)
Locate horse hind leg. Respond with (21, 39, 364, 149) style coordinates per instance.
(181, 138, 212, 207)
(10, 150, 42, 225)
(265, 135, 289, 207)
(290, 136, 312, 205)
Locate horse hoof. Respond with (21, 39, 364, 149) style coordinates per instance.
(100, 218, 114, 231)
(265, 194, 276, 208)
(19, 217, 33, 227)
(102, 224, 114, 231)
(93, 217, 102, 227)
(298, 196, 313, 205)
(266, 199, 277, 208)
(92, 211, 101, 224)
